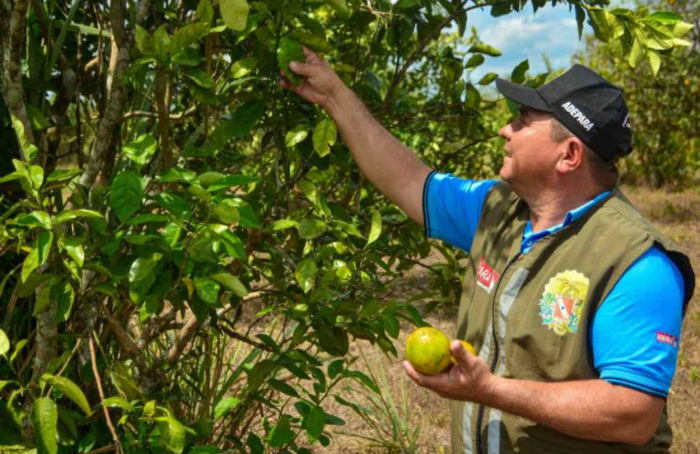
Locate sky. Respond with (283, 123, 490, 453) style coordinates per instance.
(461, 2, 590, 83)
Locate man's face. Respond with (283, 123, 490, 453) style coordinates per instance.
(498, 108, 560, 189)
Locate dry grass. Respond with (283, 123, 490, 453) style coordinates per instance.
(313, 185, 700, 454)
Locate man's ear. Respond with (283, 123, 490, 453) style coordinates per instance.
(556, 137, 585, 174)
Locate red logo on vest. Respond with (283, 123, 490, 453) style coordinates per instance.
(477, 257, 500, 293)
(656, 331, 678, 348)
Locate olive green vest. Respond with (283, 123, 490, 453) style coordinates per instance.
(449, 182, 695, 454)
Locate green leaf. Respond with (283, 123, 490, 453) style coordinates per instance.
(101, 397, 134, 411)
(207, 101, 266, 149)
(588, 8, 610, 42)
(22, 231, 53, 282)
(185, 68, 216, 89)
(247, 434, 264, 454)
(135, 25, 154, 56)
(207, 174, 260, 192)
(195, 277, 220, 305)
(198, 0, 215, 24)
(29, 165, 44, 190)
(155, 193, 192, 218)
(272, 219, 299, 231)
(268, 378, 300, 398)
(285, 124, 309, 148)
(318, 324, 349, 356)
(465, 54, 484, 69)
(213, 199, 240, 224)
(220, 0, 250, 31)
(295, 258, 317, 293)
(382, 313, 400, 338)
(289, 30, 333, 53)
(52, 281, 75, 323)
(17, 211, 52, 229)
(111, 171, 143, 223)
(478, 73, 498, 85)
(0, 329, 9, 357)
(46, 168, 82, 184)
(324, 0, 349, 15)
(303, 405, 325, 442)
(365, 211, 382, 247)
(313, 119, 337, 157)
(157, 167, 198, 184)
(230, 57, 258, 78)
(212, 272, 248, 297)
(644, 11, 682, 24)
(511, 59, 529, 84)
(53, 209, 103, 226)
(298, 218, 326, 239)
(278, 36, 306, 86)
(32, 398, 58, 454)
(629, 37, 645, 68)
(154, 417, 193, 454)
(41, 374, 92, 415)
(123, 134, 158, 166)
(269, 415, 294, 448)
(214, 397, 241, 421)
(468, 42, 501, 56)
(575, 4, 585, 40)
(26, 104, 51, 131)
(153, 25, 171, 61)
(647, 49, 661, 77)
(61, 238, 84, 267)
(129, 253, 163, 283)
(170, 22, 210, 54)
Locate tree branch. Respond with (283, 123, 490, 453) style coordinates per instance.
(0, 0, 35, 157)
(382, 1, 474, 113)
(79, 0, 130, 188)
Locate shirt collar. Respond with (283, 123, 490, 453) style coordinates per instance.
(524, 190, 612, 239)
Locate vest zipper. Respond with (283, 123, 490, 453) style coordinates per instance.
(475, 252, 521, 454)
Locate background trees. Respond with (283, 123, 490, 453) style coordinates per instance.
(577, 0, 700, 187)
(0, 0, 693, 453)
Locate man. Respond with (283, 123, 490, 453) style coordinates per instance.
(281, 52, 695, 453)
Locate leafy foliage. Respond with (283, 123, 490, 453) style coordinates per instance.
(576, 0, 700, 187)
(0, 0, 691, 452)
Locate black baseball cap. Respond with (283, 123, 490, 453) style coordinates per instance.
(495, 64, 632, 162)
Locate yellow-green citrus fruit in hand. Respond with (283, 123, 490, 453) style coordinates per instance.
(405, 327, 452, 375)
(278, 36, 305, 86)
(450, 340, 476, 365)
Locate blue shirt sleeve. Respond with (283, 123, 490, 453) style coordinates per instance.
(423, 172, 498, 252)
(591, 246, 684, 398)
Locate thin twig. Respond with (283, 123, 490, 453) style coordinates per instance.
(89, 335, 122, 454)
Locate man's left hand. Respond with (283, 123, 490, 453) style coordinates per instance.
(403, 340, 498, 403)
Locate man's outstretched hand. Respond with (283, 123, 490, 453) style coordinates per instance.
(279, 47, 345, 110)
(403, 340, 498, 404)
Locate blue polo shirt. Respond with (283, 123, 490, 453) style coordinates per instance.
(423, 173, 684, 399)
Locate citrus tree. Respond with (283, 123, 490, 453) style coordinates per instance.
(576, 0, 700, 187)
(0, 0, 693, 453)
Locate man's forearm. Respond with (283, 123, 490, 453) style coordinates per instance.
(324, 85, 431, 225)
(483, 376, 663, 445)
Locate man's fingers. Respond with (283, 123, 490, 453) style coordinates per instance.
(302, 46, 320, 61)
(289, 61, 315, 76)
(451, 340, 471, 366)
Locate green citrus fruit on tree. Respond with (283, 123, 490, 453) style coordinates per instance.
(450, 340, 476, 365)
(405, 327, 452, 375)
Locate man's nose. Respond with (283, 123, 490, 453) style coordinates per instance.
(499, 123, 512, 140)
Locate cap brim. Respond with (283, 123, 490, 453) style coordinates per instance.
(495, 78, 550, 113)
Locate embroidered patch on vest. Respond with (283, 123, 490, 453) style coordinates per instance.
(538, 270, 589, 335)
(476, 257, 500, 293)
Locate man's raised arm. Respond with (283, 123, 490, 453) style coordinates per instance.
(280, 48, 432, 226)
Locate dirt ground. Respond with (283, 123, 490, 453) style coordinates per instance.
(315, 185, 700, 454)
